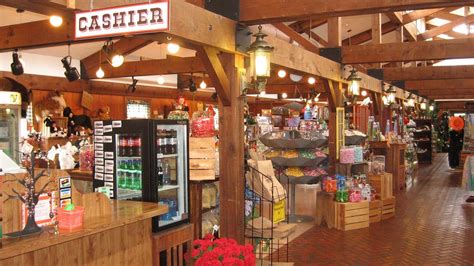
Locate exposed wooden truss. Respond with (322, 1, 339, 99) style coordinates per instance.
(272, 23, 319, 53)
(381, 65, 474, 80)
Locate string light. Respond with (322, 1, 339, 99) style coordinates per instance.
(361, 90, 367, 97)
(308, 77, 316, 85)
(282, 92, 288, 99)
(278, 70, 287, 78)
(200, 80, 207, 89)
(96, 67, 104, 78)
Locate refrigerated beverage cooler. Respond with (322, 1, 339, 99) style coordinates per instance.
(0, 91, 22, 163)
(92, 119, 189, 231)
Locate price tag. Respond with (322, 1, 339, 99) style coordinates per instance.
(273, 200, 286, 224)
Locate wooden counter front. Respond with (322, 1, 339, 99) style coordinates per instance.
(0, 200, 168, 265)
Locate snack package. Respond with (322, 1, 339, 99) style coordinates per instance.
(191, 110, 215, 137)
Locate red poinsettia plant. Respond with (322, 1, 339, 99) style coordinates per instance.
(191, 234, 256, 265)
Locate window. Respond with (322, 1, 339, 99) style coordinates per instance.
(126, 100, 150, 119)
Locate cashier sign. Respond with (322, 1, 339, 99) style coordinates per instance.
(75, 0, 169, 39)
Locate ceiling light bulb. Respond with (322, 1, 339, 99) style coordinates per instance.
(307, 99, 312, 104)
(200, 80, 207, 89)
(157, 75, 165, 85)
(49, 15, 63, 27)
(282, 92, 288, 99)
(259, 91, 266, 97)
(420, 102, 427, 110)
(111, 54, 124, 67)
(314, 97, 319, 102)
(361, 90, 367, 97)
(429, 105, 434, 111)
(96, 67, 104, 78)
(308, 77, 316, 85)
(167, 43, 180, 54)
(278, 70, 287, 78)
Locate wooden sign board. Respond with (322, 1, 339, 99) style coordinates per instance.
(81, 91, 94, 110)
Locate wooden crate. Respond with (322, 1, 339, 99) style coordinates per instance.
(368, 172, 393, 200)
(369, 200, 382, 223)
(381, 197, 396, 220)
(189, 137, 216, 181)
(335, 201, 369, 231)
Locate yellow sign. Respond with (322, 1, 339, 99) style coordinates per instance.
(273, 200, 286, 223)
(0, 91, 21, 105)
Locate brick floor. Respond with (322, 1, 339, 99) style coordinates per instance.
(279, 154, 474, 265)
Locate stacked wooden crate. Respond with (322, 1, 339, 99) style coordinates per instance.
(381, 197, 396, 220)
(334, 201, 369, 231)
(368, 172, 393, 200)
(189, 137, 216, 181)
(369, 200, 382, 223)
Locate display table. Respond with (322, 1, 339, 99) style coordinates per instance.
(0, 200, 168, 264)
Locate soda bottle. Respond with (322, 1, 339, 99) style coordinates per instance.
(165, 130, 172, 154)
(135, 136, 142, 156)
(136, 159, 142, 190)
(163, 160, 171, 185)
(118, 160, 126, 188)
(157, 159, 164, 188)
(126, 160, 134, 189)
(127, 136, 134, 157)
(118, 136, 126, 156)
(170, 130, 177, 154)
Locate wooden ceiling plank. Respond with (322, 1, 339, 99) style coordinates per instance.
(342, 22, 398, 45)
(272, 23, 319, 53)
(406, 78, 474, 89)
(0, 0, 74, 17)
(289, 19, 327, 33)
(382, 65, 474, 80)
(342, 38, 474, 63)
(418, 13, 474, 40)
(239, 0, 473, 24)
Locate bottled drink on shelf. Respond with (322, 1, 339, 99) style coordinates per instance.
(127, 136, 134, 157)
(118, 160, 126, 188)
(118, 136, 127, 156)
(170, 130, 177, 154)
(165, 130, 172, 154)
(135, 136, 142, 156)
(126, 160, 134, 189)
(156, 130, 167, 155)
(163, 160, 171, 185)
(157, 158, 164, 188)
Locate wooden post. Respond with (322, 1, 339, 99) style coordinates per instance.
(217, 53, 245, 243)
(371, 14, 382, 69)
(324, 79, 344, 174)
(328, 17, 341, 47)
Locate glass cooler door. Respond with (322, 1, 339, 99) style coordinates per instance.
(0, 105, 20, 163)
(115, 133, 144, 200)
(155, 122, 189, 229)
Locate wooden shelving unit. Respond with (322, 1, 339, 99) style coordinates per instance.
(414, 119, 433, 164)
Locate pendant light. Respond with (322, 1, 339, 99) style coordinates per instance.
(248, 25, 274, 92)
(96, 49, 105, 79)
(102, 40, 124, 68)
(346, 66, 361, 96)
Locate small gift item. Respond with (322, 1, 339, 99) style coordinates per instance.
(336, 175, 346, 191)
(345, 177, 354, 189)
(349, 188, 362, 202)
(336, 189, 349, 202)
(353, 146, 364, 163)
(324, 177, 337, 193)
(361, 184, 372, 202)
(340, 147, 355, 164)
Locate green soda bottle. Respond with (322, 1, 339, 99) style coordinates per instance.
(126, 160, 134, 189)
(118, 160, 126, 189)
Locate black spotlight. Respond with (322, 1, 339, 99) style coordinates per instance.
(128, 76, 138, 92)
(189, 78, 197, 92)
(61, 56, 80, 82)
(11, 50, 24, 76)
(211, 92, 218, 100)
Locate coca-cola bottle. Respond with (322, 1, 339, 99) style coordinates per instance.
(135, 136, 142, 156)
(118, 136, 125, 156)
(127, 136, 134, 156)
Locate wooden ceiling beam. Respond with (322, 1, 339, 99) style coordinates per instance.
(196, 46, 231, 106)
(98, 56, 206, 79)
(272, 23, 319, 53)
(429, 8, 463, 21)
(406, 78, 474, 89)
(403, 8, 444, 24)
(418, 13, 474, 40)
(0, 0, 74, 17)
(342, 22, 399, 45)
(81, 38, 153, 79)
(382, 65, 474, 80)
(289, 19, 327, 34)
(239, 0, 473, 24)
(342, 38, 474, 63)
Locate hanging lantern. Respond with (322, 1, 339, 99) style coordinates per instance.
(386, 85, 396, 105)
(248, 25, 274, 90)
(346, 67, 361, 96)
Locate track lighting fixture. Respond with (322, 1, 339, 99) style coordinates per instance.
(211, 92, 218, 100)
(61, 56, 80, 82)
(102, 40, 124, 68)
(189, 78, 197, 92)
(128, 76, 138, 93)
(11, 50, 24, 76)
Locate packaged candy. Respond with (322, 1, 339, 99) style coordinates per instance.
(340, 147, 355, 164)
(349, 188, 362, 202)
(282, 150, 299, 158)
(285, 167, 304, 177)
(345, 177, 354, 189)
(79, 144, 94, 171)
(336, 189, 349, 202)
(336, 175, 346, 191)
(324, 178, 337, 193)
(361, 184, 372, 201)
(191, 110, 215, 137)
(353, 146, 363, 163)
(264, 149, 281, 159)
(299, 149, 316, 159)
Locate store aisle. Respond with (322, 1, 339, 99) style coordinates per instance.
(284, 154, 474, 265)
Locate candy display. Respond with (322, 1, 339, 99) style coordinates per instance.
(167, 110, 189, 120)
(302, 167, 327, 177)
(323, 177, 337, 193)
(264, 149, 281, 159)
(349, 188, 362, 202)
(299, 149, 316, 159)
(361, 184, 372, 201)
(336, 175, 346, 191)
(281, 150, 299, 158)
(336, 189, 349, 202)
(340, 147, 355, 164)
(79, 144, 94, 171)
(285, 167, 304, 177)
(191, 111, 215, 137)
